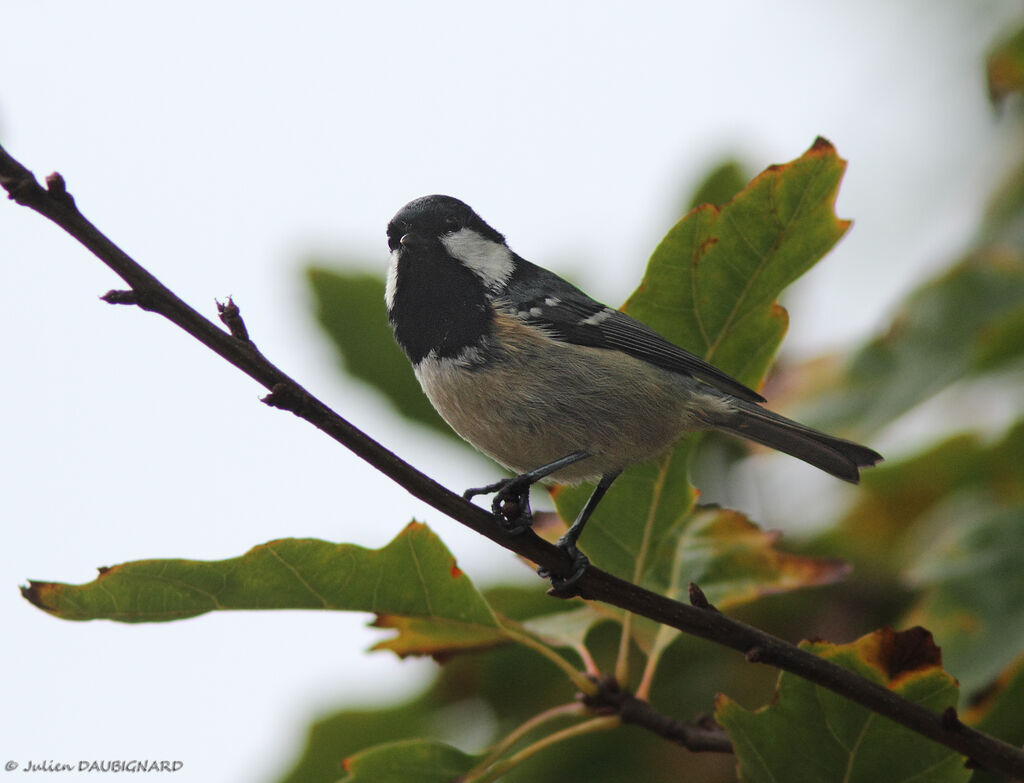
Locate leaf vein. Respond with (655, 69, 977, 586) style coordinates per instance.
(264, 543, 330, 608)
(407, 534, 433, 616)
(704, 157, 827, 360)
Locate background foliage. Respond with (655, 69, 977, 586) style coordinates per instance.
(293, 23, 1024, 781)
(20, 18, 1024, 783)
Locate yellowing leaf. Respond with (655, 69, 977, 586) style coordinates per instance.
(962, 655, 1024, 783)
(638, 507, 848, 659)
(716, 627, 968, 783)
(371, 614, 508, 660)
(965, 653, 1024, 734)
(652, 508, 849, 610)
(557, 138, 851, 585)
(624, 135, 849, 386)
(987, 23, 1024, 103)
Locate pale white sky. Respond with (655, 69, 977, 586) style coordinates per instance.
(1, 2, 1019, 781)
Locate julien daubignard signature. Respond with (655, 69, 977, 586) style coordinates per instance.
(8, 759, 183, 773)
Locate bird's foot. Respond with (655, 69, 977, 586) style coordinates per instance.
(537, 537, 589, 597)
(463, 476, 534, 535)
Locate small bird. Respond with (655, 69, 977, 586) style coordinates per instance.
(385, 195, 881, 588)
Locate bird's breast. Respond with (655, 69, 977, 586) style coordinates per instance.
(413, 310, 720, 481)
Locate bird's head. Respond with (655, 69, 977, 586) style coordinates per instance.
(386, 195, 514, 292)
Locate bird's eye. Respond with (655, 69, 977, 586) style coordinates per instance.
(387, 221, 408, 250)
(443, 215, 462, 232)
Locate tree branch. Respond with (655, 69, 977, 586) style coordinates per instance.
(4, 144, 1023, 780)
(583, 676, 733, 753)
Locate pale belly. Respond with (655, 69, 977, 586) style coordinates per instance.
(414, 329, 728, 482)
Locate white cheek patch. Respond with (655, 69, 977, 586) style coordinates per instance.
(385, 249, 400, 311)
(441, 228, 514, 289)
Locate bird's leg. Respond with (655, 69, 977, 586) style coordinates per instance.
(463, 450, 591, 535)
(540, 470, 621, 593)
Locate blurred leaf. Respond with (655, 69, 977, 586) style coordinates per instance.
(279, 626, 736, 783)
(277, 702, 444, 783)
(551, 441, 699, 589)
(637, 507, 849, 659)
(987, 22, 1024, 104)
(522, 604, 617, 652)
(482, 583, 572, 622)
(981, 165, 1024, 254)
(481, 584, 609, 667)
(797, 250, 1024, 434)
(964, 655, 1024, 783)
(687, 159, 752, 210)
(277, 637, 572, 783)
(975, 299, 1024, 369)
(556, 137, 850, 582)
(340, 739, 478, 783)
(651, 507, 850, 610)
(306, 267, 455, 438)
(903, 500, 1024, 694)
(834, 421, 1024, 571)
(23, 523, 510, 658)
(716, 627, 968, 783)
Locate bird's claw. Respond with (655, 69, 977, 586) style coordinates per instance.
(464, 467, 592, 591)
(538, 539, 589, 596)
(464, 477, 534, 535)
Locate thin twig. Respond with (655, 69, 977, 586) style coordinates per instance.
(4, 144, 1024, 780)
(469, 716, 622, 783)
(465, 702, 583, 779)
(582, 676, 733, 753)
(498, 624, 598, 696)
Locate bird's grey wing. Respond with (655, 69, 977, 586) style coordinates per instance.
(505, 260, 765, 403)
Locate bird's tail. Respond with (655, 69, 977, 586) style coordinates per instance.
(710, 400, 882, 483)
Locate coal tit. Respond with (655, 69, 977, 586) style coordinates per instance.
(385, 194, 881, 588)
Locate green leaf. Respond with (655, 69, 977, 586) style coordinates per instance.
(552, 442, 699, 586)
(795, 250, 1024, 434)
(975, 297, 1024, 369)
(306, 267, 455, 438)
(980, 151, 1024, 249)
(276, 629, 583, 783)
(987, 23, 1024, 104)
(340, 739, 478, 783)
(277, 704, 443, 783)
(834, 421, 1024, 573)
(904, 500, 1024, 694)
(716, 627, 969, 783)
(636, 507, 849, 659)
(964, 655, 1024, 783)
(522, 604, 618, 652)
(22, 523, 509, 656)
(555, 138, 851, 582)
(276, 587, 737, 783)
(625, 135, 849, 385)
(649, 507, 849, 609)
(687, 159, 752, 211)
